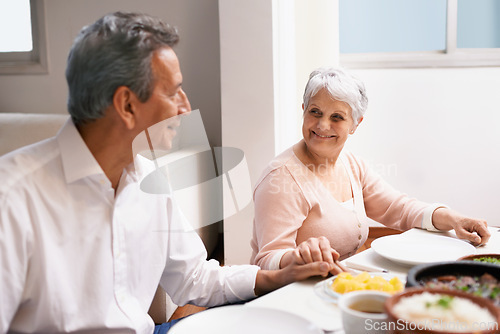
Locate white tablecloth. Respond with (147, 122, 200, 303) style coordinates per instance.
(245, 226, 500, 333)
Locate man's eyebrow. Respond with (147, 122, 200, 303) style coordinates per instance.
(167, 82, 182, 95)
(172, 82, 183, 91)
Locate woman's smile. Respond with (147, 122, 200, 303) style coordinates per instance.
(312, 130, 336, 139)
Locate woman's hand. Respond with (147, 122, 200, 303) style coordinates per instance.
(432, 208, 490, 246)
(254, 258, 332, 296)
(280, 237, 347, 276)
(255, 237, 347, 296)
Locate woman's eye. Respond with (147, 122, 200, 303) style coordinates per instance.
(309, 109, 321, 116)
(332, 114, 344, 121)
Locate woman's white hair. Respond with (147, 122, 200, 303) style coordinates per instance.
(303, 67, 368, 125)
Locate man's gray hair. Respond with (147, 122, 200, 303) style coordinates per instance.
(66, 12, 179, 125)
(303, 67, 368, 125)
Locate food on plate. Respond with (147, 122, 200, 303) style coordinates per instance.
(391, 291, 497, 332)
(458, 253, 500, 264)
(420, 273, 500, 306)
(473, 256, 500, 265)
(329, 271, 403, 294)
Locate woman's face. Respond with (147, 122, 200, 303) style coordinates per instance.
(302, 88, 356, 159)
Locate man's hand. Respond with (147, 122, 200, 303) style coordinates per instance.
(255, 237, 347, 296)
(432, 208, 490, 246)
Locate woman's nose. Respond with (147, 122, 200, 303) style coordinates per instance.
(177, 89, 191, 115)
(317, 117, 330, 131)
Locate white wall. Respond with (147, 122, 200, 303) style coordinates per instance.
(0, 0, 223, 147)
(219, 0, 276, 265)
(346, 67, 500, 227)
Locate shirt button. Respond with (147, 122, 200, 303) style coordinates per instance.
(358, 235, 362, 240)
(358, 222, 361, 228)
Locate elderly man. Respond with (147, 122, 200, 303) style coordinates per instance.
(0, 12, 335, 334)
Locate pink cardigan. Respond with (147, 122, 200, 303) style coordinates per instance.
(250, 147, 432, 270)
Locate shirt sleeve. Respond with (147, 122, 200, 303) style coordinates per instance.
(251, 167, 309, 270)
(159, 197, 260, 307)
(0, 193, 32, 332)
(422, 203, 449, 231)
(356, 156, 444, 231)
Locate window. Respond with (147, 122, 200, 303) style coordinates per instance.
(0, 0, 48, 74)
(339, 0, 500, 68)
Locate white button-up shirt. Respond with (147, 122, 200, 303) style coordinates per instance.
(0, 120, 259, 334)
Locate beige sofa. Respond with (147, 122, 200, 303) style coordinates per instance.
(0, 113, 69, 155)
(0, 112, 219, 323)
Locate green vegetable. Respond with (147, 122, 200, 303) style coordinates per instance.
(425, 295, 454, 309)
(473, 290, 483, 297)
(473, 257, 500, 265)
(436, 295, 454, 309)
(491, 286, 500, 299)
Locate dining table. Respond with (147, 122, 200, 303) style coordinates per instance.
(245, 226, 500, 334)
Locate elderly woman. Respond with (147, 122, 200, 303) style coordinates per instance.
(250, 67, 490, 275)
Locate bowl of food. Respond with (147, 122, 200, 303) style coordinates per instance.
(458, 253, 500, 265)
(405, 261, 500, 307)
(314, 271, 405, 303)
(384, 288, 500, 334)
(338, 290, 390, 334)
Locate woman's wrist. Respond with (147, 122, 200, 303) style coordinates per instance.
(431, 207, 456, 231)
(279, 250, 294, 269)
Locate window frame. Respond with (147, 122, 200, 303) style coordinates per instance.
(0, 0, 48, 74)
(339, 0, 500, 68)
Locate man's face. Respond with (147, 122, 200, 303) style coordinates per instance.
(135, 47, 191, 132)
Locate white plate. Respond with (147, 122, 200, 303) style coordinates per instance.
(168, 305, 323, 334)
(314, 272, 406, 303)
(371, 234, 476, 266)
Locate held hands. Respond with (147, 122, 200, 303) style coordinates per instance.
(432, 208, 490, 246)
(254, 237, 347, 296)
(280, 237, 347, 276)
(287, 237, 347, 276)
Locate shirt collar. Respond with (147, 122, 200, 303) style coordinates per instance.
(56, 119, 106, 184)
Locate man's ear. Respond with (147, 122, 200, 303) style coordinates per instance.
(113, 86, 136, 130)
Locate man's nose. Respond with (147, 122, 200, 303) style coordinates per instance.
(177, 89, 191, 115)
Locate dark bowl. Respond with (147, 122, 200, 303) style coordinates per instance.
(406, 261, 500, 287)
(384, 287, 500, 334)
(406, 261, 500, 307)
